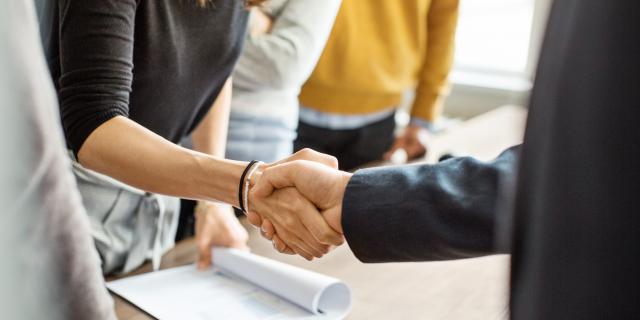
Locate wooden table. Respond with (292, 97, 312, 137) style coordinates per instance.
(111, 105, 528, 320)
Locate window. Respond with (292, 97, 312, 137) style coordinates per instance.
(441, 0, 551, 119)
(453, 0, 551, 81)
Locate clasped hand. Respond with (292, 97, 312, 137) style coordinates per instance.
(246, 149, 352, 260)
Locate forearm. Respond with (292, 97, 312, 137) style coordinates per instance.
(233, 0, 341, 90)
(411, 0, 460, 122)
(192, 78, 234, 212)
(77, 116, 245, 207)
(192, 78, 231, 156)
(342, 146, 519, 262)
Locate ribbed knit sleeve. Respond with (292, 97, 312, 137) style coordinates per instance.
(57, 0, 137, 155)
(411, 0, 459, 122)
(233, 0, 341, 91)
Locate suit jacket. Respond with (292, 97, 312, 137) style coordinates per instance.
(343, 146, 519, 262)
(342, 0, 640, 319)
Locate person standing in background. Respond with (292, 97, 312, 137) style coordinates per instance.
(0, 1, 115, 318)
(43, 0, 253, 275)
(297, 0, 460, 170)
(226, 0, 342, 163)
(43, 0, 343, 275)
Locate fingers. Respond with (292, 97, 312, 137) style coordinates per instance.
(197, 245, 212, 269)
(261, 219, 327, 259)
(264, 208, 322, 259)
(282, 227, 327, 258)
(195, 206, 213, 269)
(263, 217, 335, 258)
(405, 125, 429, 160)
(272, 234, 295, 255)
(383, 138, 405, 161)
(289, 244, 314, 260)
(405, 140, 427, 159)
(261, 219, 275, 240)
(251, 182, 342, 259)
(277, 193, 331, 255)
(295, 199, 343, 246)
(270, 218, 324, 260)
(196, 230, 213, 269)
(251, 188, 327, 258)
(262, 224, 308, 258)
(196, 204, 250, 269)
(245, 210, 263, 228)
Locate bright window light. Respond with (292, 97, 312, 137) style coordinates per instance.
(454, 0, 535, 75)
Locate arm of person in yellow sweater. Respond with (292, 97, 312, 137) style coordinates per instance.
(385, 0, 460, 161)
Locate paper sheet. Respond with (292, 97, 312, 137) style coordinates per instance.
(107, 248, 351, 320)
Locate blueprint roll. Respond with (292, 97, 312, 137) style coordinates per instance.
(107, 247, 352, 319)
(214, 248, 352, 318)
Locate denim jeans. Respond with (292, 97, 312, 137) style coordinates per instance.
(226, 112, 296, 163)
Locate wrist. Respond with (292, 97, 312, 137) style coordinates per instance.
(197, 200, 231, 212)
(332, 172, 353, 234)
(409, 117, 435, 132)
(338, 172, 353, 198)
(242, 161, 263, 214)
(248, 163, 266, 188)
(192, 154, 247, 207)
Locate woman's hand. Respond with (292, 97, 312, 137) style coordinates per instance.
(250, 160, 351, 257)
(249, 187, 343, 260)
(195, 202, 249, 269)
(244, 149, 344, 260)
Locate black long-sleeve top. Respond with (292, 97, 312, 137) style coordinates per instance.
(48, 0, 249, 155)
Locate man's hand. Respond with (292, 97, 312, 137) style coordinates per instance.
(243, 149, 342, 260)
(383, 124, 430, 162)
(250, 160, 352, 256)
(196, 202, 249, 269)
(249, 187, 342, 260)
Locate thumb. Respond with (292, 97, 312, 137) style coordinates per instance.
(245, 210, 263, 228)
(273, 148, 339, 169)
(252, 162, 299, 197)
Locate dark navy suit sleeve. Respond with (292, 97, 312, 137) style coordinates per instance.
(342, 146, 519, 263)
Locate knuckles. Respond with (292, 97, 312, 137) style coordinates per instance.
(319, 230, 338, 245)
(297, 148, 315, 159)
(282, 215, 297, 230)
(325, 155, 339, 169)
(297, 148, 339, 168)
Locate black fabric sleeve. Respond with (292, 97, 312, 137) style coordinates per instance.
(341, 146, 520, 263)
(57, 0, 137, 155)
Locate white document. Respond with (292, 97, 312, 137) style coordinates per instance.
(107, 248, 352, 320)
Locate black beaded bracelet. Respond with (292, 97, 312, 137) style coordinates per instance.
(238, 160, 259, 213)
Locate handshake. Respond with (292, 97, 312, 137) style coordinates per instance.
(246, 149, 353, 260)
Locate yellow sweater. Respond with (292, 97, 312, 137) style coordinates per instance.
(299, 0, 459, 122)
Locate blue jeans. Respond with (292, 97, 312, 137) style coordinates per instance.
(226, 112, 296, 163)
